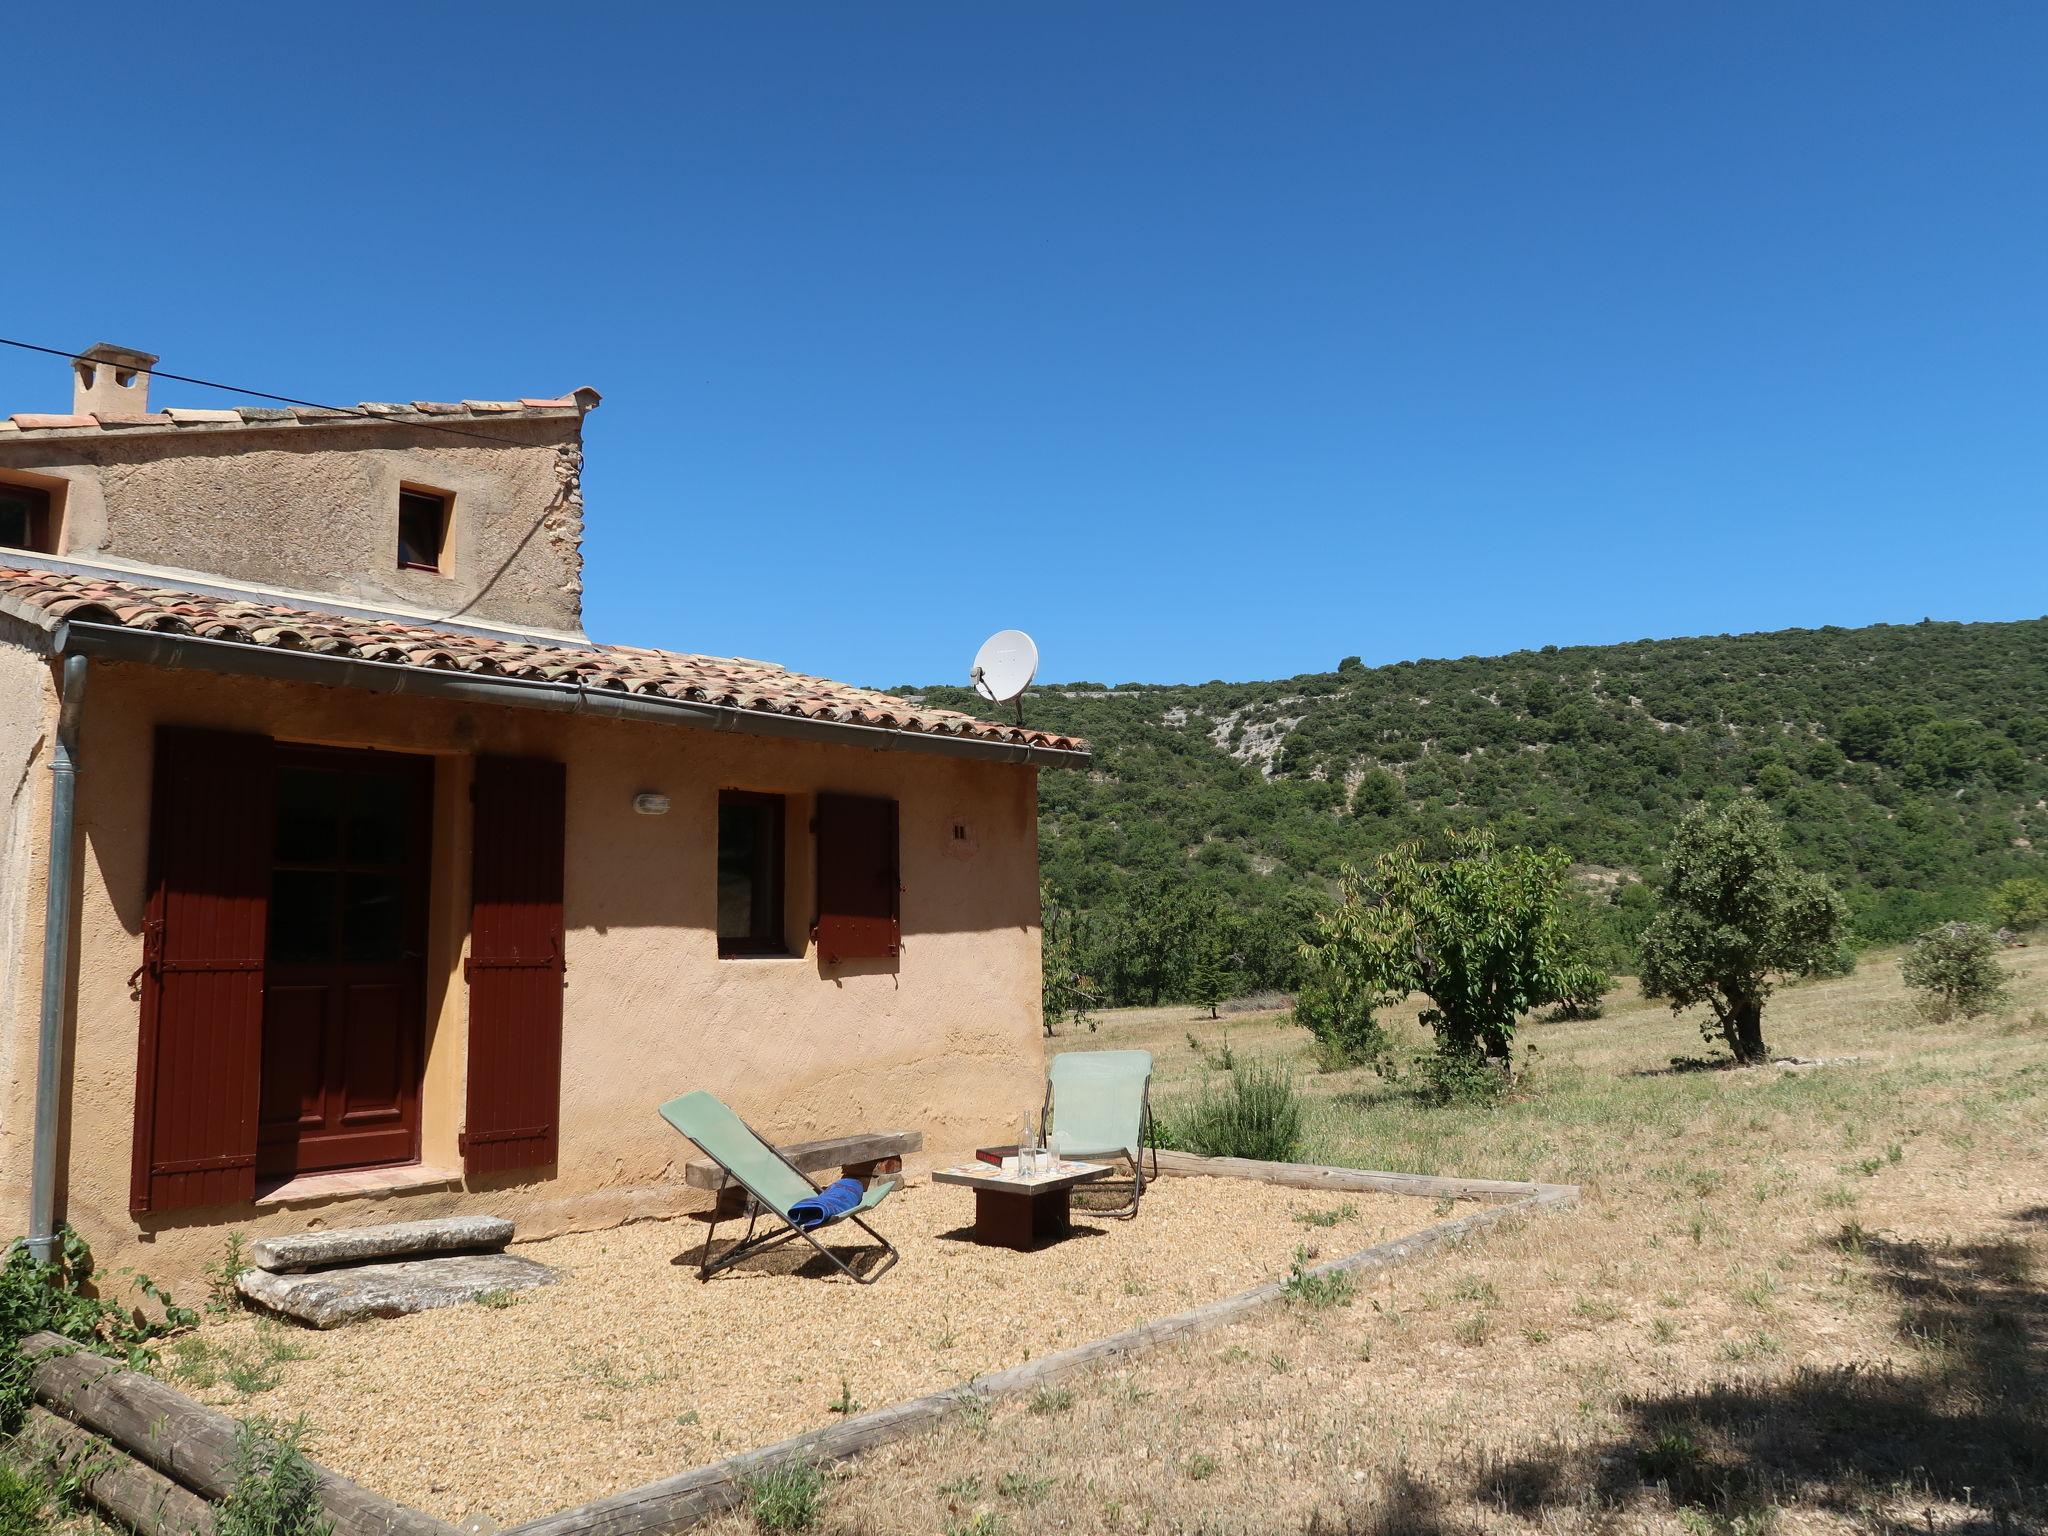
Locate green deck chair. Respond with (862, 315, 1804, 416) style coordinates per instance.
(1041, 1050, 1157, 1218)
(659, 1091, 900, 1284)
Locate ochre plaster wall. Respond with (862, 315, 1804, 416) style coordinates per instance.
(0, 636, 56, 1235)
(0, 416, 587, 635)
(5, 661, 1044, 1289)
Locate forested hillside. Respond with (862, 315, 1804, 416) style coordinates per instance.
(916, 617, 2048, 995)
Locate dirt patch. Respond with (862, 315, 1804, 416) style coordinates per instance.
(186, 1175, 1448, 1524)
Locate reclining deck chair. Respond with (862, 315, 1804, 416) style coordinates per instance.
(660, 1091, 900, 1284)
(1042, 1050, 1157, 1218)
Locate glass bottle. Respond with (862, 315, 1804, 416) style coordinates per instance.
(1018, 1115, 1035, 1177)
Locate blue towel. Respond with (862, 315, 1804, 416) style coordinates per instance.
(789, 1177, 865, 1230)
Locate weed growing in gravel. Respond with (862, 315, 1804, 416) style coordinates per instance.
(1454, 1313, 1491, 1347)
(473, 1289, 520, 1310)
(943, 1515, 1007, 1536)
(1184, 1452, 1218, 1481)
(216, 1417, 333, 1536)
(744, 1461, 822, 1532)
(205, 1233, 249, 1320)
(826, 1379, 863, 1416)
(1293, 1202, 1357, 1228)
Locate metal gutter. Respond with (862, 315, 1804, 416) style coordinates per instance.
(57, 622, 1092, 770)
(25, 654, 87, 1263)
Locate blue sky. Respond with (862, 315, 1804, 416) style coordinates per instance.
(6, 5, 2045, 688)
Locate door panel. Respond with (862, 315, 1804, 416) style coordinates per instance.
(257, 748, 431, 1179)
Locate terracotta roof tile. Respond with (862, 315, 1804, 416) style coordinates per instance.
(0, 565, 1086, 756)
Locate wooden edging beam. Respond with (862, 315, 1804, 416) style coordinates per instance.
(20, 1404, 219, 1536)
(507, 1156, 1581, 1536)
(18, 1332, 458, 1536)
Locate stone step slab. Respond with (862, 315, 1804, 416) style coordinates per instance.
(238, 1252, 557, 1328)
(248, 1214, 514, 1273)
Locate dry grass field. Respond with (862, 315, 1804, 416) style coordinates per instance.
(690, 945, 2048, 1536)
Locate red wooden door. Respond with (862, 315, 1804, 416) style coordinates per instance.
(130, 727, 275, 1215)
(258, 747, 431, 1178)
(463, 756, 566, 1177)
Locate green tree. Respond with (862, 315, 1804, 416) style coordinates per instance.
(1988, 876, 2048, 932)
(1296, 836, 1580, 1077)
(1186, 916, 1236, 1020)
(1638, 800, 1849, 1064)
(1367, 834, 1580, 1068)
(1899, 921, 2010, 1019)
(1039, 881, 1097, 1037)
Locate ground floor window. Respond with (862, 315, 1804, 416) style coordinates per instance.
(717, 790, 786, 956)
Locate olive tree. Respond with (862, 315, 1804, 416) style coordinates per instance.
(1899, 921, 2010, 1019)
(1638, 800, 1848, 1064)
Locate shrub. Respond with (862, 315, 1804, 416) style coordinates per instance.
(744, 1460, 824, 1532)
(1899, 922, 2010, 1019)
(1414, 1043, 1509, 1105)
(1157, 1060, 1304, 1162)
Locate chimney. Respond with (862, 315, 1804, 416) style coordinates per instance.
(72, 342, 159, 417)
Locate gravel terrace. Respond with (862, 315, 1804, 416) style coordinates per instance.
(185, 1173, 1452, 1524)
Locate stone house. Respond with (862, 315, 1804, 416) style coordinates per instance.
(0, 344, 1085, 1286)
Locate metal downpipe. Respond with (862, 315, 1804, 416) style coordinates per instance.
(25, 654, 87, 1263)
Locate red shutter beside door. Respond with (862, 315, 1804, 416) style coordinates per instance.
(463, 756, 566, 1177)
(130, 727, 275, 1215)
(812, 793, 900, 963)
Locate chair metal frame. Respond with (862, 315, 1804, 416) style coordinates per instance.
(689, 1104, 900, 1285)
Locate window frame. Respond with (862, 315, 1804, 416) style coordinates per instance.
(716, 789, 787, 958)
(396, 487, 451, 574)
(0, 482, 53, 555)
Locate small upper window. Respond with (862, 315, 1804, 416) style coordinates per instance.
(396, 489, 449, 573)
(0, 485, 52, 554)
(718, 791, 786, 956)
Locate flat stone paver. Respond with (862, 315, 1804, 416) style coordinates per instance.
(238, 1252, 557, 1328)
(248, 1214, 514, 1273)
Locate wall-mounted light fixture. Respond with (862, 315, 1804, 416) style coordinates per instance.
(632, 792, 671, 816)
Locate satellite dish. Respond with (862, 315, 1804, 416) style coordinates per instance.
(971, 630, 1039, 714)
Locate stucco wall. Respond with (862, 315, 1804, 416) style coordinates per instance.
(7, 660, 1044, 1290)
(0, 633, 55, 1235)
(0, 415, 587, 636)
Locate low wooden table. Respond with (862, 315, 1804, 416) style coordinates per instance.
(931, 1159, 1113, 1249)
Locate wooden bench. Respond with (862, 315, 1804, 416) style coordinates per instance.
(682, 1129, 923, 1219)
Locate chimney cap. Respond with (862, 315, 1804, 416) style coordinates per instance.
(78, 342, 160, 372)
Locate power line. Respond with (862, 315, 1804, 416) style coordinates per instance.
(0, 335, 572, 448)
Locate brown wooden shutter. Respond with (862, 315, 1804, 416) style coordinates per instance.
(463, 756, 565, 1177)
(130, 727, 275, 1214)
(812, 793, 899, 962)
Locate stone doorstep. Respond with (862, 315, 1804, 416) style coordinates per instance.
(237, 1252, 558, 1329)
(247, 1213, 515, 1273)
